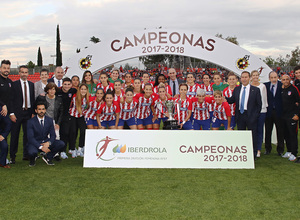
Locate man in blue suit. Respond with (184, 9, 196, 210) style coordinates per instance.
(226, 71, 262, 159)
(264, 71, 284, 155)
(0, 105, 11, 168)
(27, 102, 64, 166)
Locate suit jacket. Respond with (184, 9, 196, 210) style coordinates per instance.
(34, 80, 46, 99)
(35, 95, 63, 126)
(264, 81, 283, 118)
(47, 77, 55, 84)
(10, 80, 35, 116)
(167, 78, 185, 95)
(27, 115, 55, 148)
(227, 84, 262, 124)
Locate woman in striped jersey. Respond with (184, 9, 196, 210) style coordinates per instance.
(118, 87, 138, 130)
(153, 74, 172, 98)
(96, 72, 114, 93)
(69, 83, 90, 158)
(133, 78, 142, 96)
(186, 73, 200, 98)
(113, 80, 124, 102)
(85, 88, 104, 129)
(96, 90, 120, 129)
(200, 73, 214, 121)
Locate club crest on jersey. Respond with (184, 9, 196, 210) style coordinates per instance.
(236, 55, 250, 70)
(79, 55, 92, 70)
(68, 93, 72, 98)
(288, 91, 292, 96)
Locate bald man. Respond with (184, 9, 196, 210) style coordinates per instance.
(48, 67, 64, 87)
(166, 68, 185, 96)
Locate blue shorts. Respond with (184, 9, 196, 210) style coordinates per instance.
(153, 117, 168, 125)
(137, 115, 153, 126)
(209, 111, 214, 123)
(101, 120, 116, 128)
(193, 119, 210, 130)
(230, 116, 236, 129)
(182, 120, 193, 130)
(118, 117, 136, 127)
(211, 117, 228, 129)
(86, 118, 98, 126)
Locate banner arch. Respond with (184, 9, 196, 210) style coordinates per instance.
(64, 29, 271, 82)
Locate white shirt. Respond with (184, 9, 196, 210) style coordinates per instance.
(239, 84, 250, 111)
(256, 83, 268, 113)
(53, 77, 63, 87)
(20, 79, 31, 108)
(37, 116, 45, 127)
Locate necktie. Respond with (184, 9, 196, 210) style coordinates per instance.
(173, 81, 176, 96)
(271, 85, 274, 97)
(24, 82, 28, 110)
(58, 80, 61, 87)
(40, 119, 44, 129)
(240, 87, 246, 114)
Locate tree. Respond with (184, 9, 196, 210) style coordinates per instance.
(124, 63, 133, 70)
(215, 33, 239, 45)
(90, 36, 100, 43)
(27, 61, 35, 69)
(56, 24, 62, 66)
(288, 46, 300, 66)
(37, 47, 43, 66)
(263, 56, 275, 67)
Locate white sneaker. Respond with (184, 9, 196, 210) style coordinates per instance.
(282, 152, 291, 158)
(256, 150, 261, 158)
(6, 158, 10, 164)
(60, 152, 68, 159)
(77, 147, 84, 157)
(68, 150, 72, 155)
(71, 150, 77, 158)
(288, 154, 297, 161)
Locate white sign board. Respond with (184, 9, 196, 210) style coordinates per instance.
(84, 130, 254, 169)
(64, 29, 271, 82)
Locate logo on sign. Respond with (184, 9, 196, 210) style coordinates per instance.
(79, 55, 92, 70)
(236, 55, 250, 70)
(96, 136, 118, 161)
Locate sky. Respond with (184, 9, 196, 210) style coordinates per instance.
(1, 0, 300, 68)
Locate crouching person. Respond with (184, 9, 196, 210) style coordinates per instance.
(27, 102, 65, 166)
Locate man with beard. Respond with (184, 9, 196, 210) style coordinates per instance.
(0, 60, 13, 116)
(27, 102, 64, 166)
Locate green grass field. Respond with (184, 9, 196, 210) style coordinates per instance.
(1, 131, 300, 220)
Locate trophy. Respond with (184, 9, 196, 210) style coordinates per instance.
(163, 100, 180, 130)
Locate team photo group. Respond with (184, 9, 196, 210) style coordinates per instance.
(0, 59, 300, 168)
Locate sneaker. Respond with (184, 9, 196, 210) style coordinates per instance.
(282, 152, 291, 158)
(71, 150, 77, 158)
(288, 154, 297, 162)
(60, 152, 68, 159)
(53, 153, 61, 161)
(6, 159, 10, 165)
(77, 147, 84, 157)
(29, 160, 36, 167)
(68, 150, 73, 155)
(256, 150, 261, 158)
(295, 157, 300, 163)
(42, 156, 55, 165)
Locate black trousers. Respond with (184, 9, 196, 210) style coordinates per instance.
(28, 140, 65, 160)
(69, 116, 86, 150)
(236, 111, 258, 157)
(282, 117, 298, 156)
(264, 109, 284, 154)
(10, 109, 31, 159)
(59, 116, 71, 152)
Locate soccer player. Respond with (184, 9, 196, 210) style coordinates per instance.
(82, 70, 97, 97)
(133, 78, 142, 96)
(113, 80, 125, 102)
(186, 73, 200, 98)
(123, 73, 133, 89)
(173, 83, 193, 130)
(85, 88, 104, 129)
(69, 84, 90, 158)
(96, 90, 120, 129)
(118, 87, 138, 130)
(223, 72, 238, 129)
(153, 74, 172, 98)
(97, 72, 114, 92)
(212, 72, 228, 91)
(141, 72, 153, 89)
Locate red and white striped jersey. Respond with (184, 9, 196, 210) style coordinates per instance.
(69, 95, 88, 118)
(119, 100, 138, 120)
(114, 90, 125, 102)
(173, 97, 192, 123)
(96, 101, 120, 121)
(212, 100, 231, 120)
(134, 93, 158, 119)
(141, 82, 154, 90)
(152, 96, 172, 119)
(85, 99, 103, 120)
(191, 98, 210, 120)
(187, 83, 200, 98)
(96, 83, 114, 93)
(153, 85, 172, 97)
(200, 83, 214, 111)
(223, 87, 236, 116)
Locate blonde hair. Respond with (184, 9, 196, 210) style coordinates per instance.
(75, 83, 90, 115)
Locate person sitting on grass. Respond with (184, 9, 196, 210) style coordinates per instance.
(27, 102, 65, 167)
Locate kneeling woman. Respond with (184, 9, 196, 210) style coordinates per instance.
(173, 83, 193, 130)
(96, 90, 120, 129)
(118, 87, 138, 129)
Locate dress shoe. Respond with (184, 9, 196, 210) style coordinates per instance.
(264, 151, 271, 155)
(10, 158, 15, 164)
(0, 164, 11, 168)
(22, 157, 30, 161)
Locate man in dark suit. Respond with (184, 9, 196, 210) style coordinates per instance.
(27, 102, 64, 166)
(167, 68, 185, 96)
(9, 65, 35, 163)
(226, 71, 262, 159)
(264, 71, 284, 155)
(47, 66, 64, 87)
(0, 105, 11, 168)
